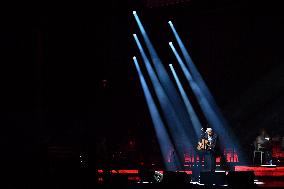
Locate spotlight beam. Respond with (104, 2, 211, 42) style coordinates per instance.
(133, 34, 188, 170)
(168, 21, 233, 133)
(133, 34, 188, 146)
(169, 63, 202, 136)
(133, 56, 172, 170)
(168, 20, 232, 131)
(168, 21, 214, 103)
(169, 42, 230, 145)
(169, 22, 246, 164)
(133, 13, 193, 141)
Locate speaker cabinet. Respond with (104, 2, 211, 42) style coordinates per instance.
(162, 171, 190, 184)
(227, 171, 255, 187)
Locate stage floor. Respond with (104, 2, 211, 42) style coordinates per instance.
(234, 165, 284, 177)
(97, 165, 284, 188)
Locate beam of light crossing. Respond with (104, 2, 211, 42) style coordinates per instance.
(168, 24, 246, 163)
(133, 56, 172, 170)
(133, 12, 194, 142)
(169, 63, 202, 136)
(168, 21, 215, 103)
(169, 42, 233, 148)
(168, 21, 237, 139)
(133, 34, 188, 170)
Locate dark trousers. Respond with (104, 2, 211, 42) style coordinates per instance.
(264, 150, 272, 164)
(204, 150, 216, 172)
(259, 147, 272, 164)
(198, 150, 216, 172)
(192, 150, 216, 181)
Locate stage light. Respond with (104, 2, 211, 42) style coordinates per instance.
(133, 56, 173, 170)
(169, 41, 245, 165)
(169, 42, 173, 45)
(133, 12, 196, 149)
(133, 34, 190, 170)
(169, 42, 222, 128)
(168, 21, 214, 102)
(168, 21, 173, 25)
(168, 21, 246, 164)
(133, 11, 137, 15)
(169, 64, 202, 136)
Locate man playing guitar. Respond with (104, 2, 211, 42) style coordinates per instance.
(197, 127, 218, 172)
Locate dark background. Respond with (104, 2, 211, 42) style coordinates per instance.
(0, 0, 284, 185)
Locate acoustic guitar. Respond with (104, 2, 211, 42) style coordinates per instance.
(197, 139, 210, 151)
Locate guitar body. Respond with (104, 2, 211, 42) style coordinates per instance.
(197, 139, 209, 151)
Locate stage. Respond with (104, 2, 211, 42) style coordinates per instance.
(96, 165, 284, 188)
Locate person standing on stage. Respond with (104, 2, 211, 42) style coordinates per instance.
(255, 128, 272, 165)
(197, 127, 218, 172)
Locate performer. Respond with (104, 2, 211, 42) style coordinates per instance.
(197, 127, 218, 172)
(255, 129, 272, 164)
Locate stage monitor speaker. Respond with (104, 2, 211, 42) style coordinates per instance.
(139, 169, 162, 183)
(227, 171, 255, 187)
(162, 171, 190, 184)
(199, 171, 227, 185)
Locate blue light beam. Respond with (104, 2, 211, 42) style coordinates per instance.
(133, 56, 172, 170)
(133, 34, 188, 170)
(133, 13, 193, 138)
(169, 63, 202, 136)
(168, 21, 215, 103)
(169, 22, 246, 164)
(168, 21, 231, 128)
(169, 42, 231, 146)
